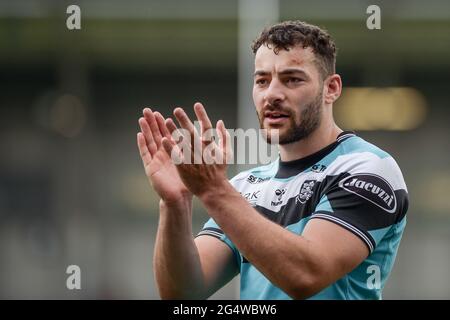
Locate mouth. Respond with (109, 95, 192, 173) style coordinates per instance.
(264, 111, 290, 118)
(263, 111, 290, 124)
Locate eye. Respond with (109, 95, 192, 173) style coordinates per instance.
(255, 78, 268, 86)
(287, 77, 303, 84)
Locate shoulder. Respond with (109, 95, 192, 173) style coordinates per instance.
(326, 135, 407, 192)
(320, 135, 408, 216)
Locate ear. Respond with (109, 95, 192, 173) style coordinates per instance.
(323, 74, 342, 105)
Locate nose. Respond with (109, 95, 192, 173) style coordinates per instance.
(264, 79, 285, 106)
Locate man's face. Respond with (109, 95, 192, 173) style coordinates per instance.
(253, 44, 324, 145)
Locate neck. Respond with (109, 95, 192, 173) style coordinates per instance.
(278, 117, 342, 162)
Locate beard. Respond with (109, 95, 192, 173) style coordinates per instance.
(258, 89, 323, 145)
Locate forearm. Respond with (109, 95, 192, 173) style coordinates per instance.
(199, 181, 327, 299)
(153, 197, 206, 299)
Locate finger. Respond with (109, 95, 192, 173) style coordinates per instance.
(214, 120, 224, 165)
(138, 117, 157, 156)
(165, 117, 178, 135)
(173, 108, 201, 159)
(217, 120, 226, 151)
(165, 117, 193, 164)
(173, 107, 197, 139)
(193, 102, 213, 137)
(217, 120, 232, 164)
(137, 132, 152, 167)
(162, 137, 183, 165)
(165, 118, 184, 145)
(224, 123, 233, 163)
(154, 112, 171, 139)
(143, 108, 163, 148)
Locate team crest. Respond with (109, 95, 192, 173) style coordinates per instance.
(296, 180, 316, 204)
(271, 188, 286, 206)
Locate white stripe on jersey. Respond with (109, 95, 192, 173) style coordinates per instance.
(325, 152, 407, 192)
(229, 151, 406, 212)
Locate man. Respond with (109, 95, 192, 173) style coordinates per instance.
(137, 21, 408, 299)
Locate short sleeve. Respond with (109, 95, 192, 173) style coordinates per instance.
(310, 156, 409, 253)
(195, 173, 249, 267)
(196, 218, 241, 268)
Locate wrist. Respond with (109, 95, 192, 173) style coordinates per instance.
(159, 196, 193, 234)
(160, 192, 193, 211)
(198, 179, 233, 205)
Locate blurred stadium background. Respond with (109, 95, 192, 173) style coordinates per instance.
(0, 0, 449, 299)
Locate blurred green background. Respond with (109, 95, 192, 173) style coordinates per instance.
(0, 0, 449, 299)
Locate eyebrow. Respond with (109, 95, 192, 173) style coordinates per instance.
(253, 68, 309, 78)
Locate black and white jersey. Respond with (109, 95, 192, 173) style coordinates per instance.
(198, 131, 409, 299)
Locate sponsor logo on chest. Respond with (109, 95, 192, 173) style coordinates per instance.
(241, 190, 260, 206)
(247, 174, 271, 184)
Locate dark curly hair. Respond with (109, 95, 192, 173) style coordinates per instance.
(251, 21, 337, 80)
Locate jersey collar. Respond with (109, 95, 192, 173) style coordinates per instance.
(275, 131, 355, 178)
